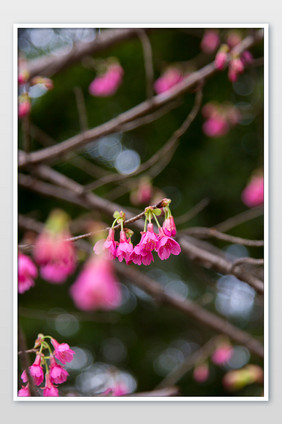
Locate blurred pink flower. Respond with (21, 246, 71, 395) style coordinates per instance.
(51, 339, 75, 364)
(18, 253, 37, 294)
(203, 116, 229, 137)
(18, 97, 31, 118)
(89, 63, 123, 97)
(156, 228, 181, 261)
(18, 385, 30, 397)
(212, 344, 234, 365)
(70, 255, 122, 311)
(228, 57, 244, 82)
(193, 363, 209, 383)
(241, 175, 264, 207)
(154, 68, 184, 94)
(227, 31, 242, 49)
(103, 382, 130, 396)
(241, 50, 253, 66)
(130, 177, 153, 206)
(94, 228, 118, 260)
(21, 354, 44, 386)
(201, 30, 220, 54)
(42, 373, 59, 397)
(215, 50, 228, 70)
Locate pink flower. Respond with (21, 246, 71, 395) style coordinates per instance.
(215, 51, 228, 70)
(228, 58, 244, 82)
(49, 356, 69, 384)
(21, 354, 44, 386)
(51, 339, 75, 364)
(203, 116, 229, 137)
(34, 230, 76, 284)
(139, 223, 158, 253)
(89, 64, 123, 97)
(116, 231, 133, 263)
(70, 255, 122, 311)
(103, 382, 129, 397)
(18, 253, 37, 294)
(156, 228, 181, 260)
(18, 98, 31, 118)
(212, 344, 233, 365)
(163, 216, 176, 237)
(93, 228, 117, 260)
(227, 31, 242, 49)
(129, 243, 155, 266)
(154, 68, 184, 94)
(193, 363, 209, 383)
(130, 177, 152, 206)
(201, 30, 220, 54)
(241, 175, 264, 207)
(42, 373, 59, 397)
(18, 385, 30, 397)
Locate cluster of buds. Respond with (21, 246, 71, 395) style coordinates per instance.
(223, 364, 263, 392)
(33, 209, 76, 284)
(18, 334, 75, 397)
(94, 199, 181, 267)
(18, 58, 53, 119)
(154, 67, 184, 94)
(241, 172, 264, 208)
(193, 339, 234, 384)
(202, 102, 241, 138)
(89, 59, 124, 97)
(215, 46, 253, 83)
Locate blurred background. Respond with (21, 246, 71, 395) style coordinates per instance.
(18, 27, 264, 397)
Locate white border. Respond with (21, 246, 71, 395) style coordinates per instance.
(14, 23, 269, 402)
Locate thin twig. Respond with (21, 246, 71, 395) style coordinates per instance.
(183, 227, 264, 247)
(138, 29, 154, 99)
(231, 257, 264, 272)
(174, 198, 210, 225)
(116, 263, 264, 358)
(215, 206, 264, 232)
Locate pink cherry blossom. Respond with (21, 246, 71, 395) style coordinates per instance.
(18, 385, 30, 397)
(139, 223, 158, 253)
(154, 68, 184, 94)
(212, 344, 234, 365)
(103, 382, 129, 396)
(49, 356, 69, 384)
(193, 363, 209, 383)
(70, 255, 122, 311)
(228, 58, 244, 82)
(89, 64, 123, 97)
(34, 230, 76, 284)
(241, 175, 264, 207)
(18, 99, 31, 118)
(116, 230, 133, 263)
(21, 354, 44, 386)
(51, 339, 75, 364)
(163, 216, 176, 237)
(156, 228, 181, 260)
(18, 253, 37, 294)
(42, 373, 59, 397)
(215, 51, 228, 70)
(93, 228, 117, 260)
(201, 30, 220, 54)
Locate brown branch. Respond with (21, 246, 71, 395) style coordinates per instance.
(116, 263, 264, 359)
(215, 206, 264, 232)
(84, 87, 203, 192)
(231, 257, 264, 272)
(183, 227, 264, 247)
(177, 236, 264, 294)
(26, 28, 143, 79)
(18, 29, 264, 169)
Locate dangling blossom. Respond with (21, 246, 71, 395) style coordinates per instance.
(241, 174, 264, 207)
(21, 354, 44, 386)
(228, 56, 244, 82)
(49, 356, 69, 384)
(201, 30, 220, 54)
(89, 63, 123, 97)
(116, 230, 133, 264)
(51, 338, 75, 364)
(139, 223, 158, 253)
(18, 253, 37, 294)
(129, 242, 154, 266)
(18, 385, 30, 397)
(33, 209, 76, 283)
(193, 363, 209, 383)
(211, 344, 234, 365)
(163, 216, 177, 237)
(69, 255, 122, 311)
(156, 227, 181, 261)
(42, 373, 59, 397)
(154, 68, 184, 94)
(94, 228, 117, 260)
(214, 44, 229, 70)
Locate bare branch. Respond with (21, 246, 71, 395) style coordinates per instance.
(215, 206, 263, 232)
(184, 227, 264, 247)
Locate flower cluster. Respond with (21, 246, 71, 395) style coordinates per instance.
(89, 62, 124, 97)
(241, 172, 264, 208)
(154, 67, 184, 94)
(93, 199, 181, 267)
(202, 102, 241, 138)
(33, 209, 76, 283)
(193, 339, 234, 384)
(18, 334, 75, 397)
